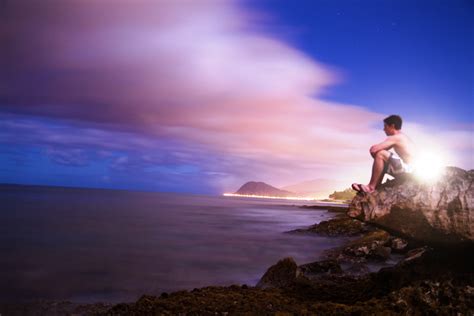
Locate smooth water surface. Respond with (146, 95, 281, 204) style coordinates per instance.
(0, 185, 348, 303)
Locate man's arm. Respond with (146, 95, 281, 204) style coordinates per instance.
(369, 136, 396, 157)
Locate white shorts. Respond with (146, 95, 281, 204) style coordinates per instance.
(386, 152, 413, 176)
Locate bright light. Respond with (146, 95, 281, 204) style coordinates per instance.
(223, 193, 322, 201)
(412, 150, 447, 182)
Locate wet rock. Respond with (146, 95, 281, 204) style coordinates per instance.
(342, 262, 371, 276)
(386, 280, 474, 315)
(342, 230, 391, 260)
(320, 230, 393, 276)
(300, 204, 349, 212)
(289, 217, 370, 236)
(390, 237, 408, 252)
(404, 246, 430, 262)
(373, 246, 392, 260)
(347, 167, 474, 245)
(298, 259, 343, 279)
(256, 257, 299, 289)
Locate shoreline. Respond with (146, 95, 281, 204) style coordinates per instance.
(1, 206, 472, 315)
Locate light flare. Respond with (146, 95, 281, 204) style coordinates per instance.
(412, 149, 448, 183)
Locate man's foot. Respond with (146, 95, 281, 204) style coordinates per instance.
(359, 184, 375, 193)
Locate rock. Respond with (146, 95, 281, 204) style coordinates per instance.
(256, 257, 299, 289)
(343, 262, 371, 275)
(347, 167, 474, 245)
(404, 247, 430, 262)
(386, 280, 474, 315)
(342, 230, 391, 260)
(321, 230, 393, 275)
(298, 259, 343, 279)
(391, 237, 408, 252)
(373, 246, 392, 260)
(289, 217, 370, 236)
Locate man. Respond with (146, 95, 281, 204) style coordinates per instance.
(352, 115, 415, 193)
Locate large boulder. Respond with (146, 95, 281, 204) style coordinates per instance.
(347, 167, 473, 245)
(256, 257, 300, 289)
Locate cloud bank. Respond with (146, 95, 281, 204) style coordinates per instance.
(0, 1, 471, 193)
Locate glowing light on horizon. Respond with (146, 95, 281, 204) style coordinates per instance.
(222, 193, 331, 201)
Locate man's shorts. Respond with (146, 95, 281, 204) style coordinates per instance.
(386, 152, 413, 176)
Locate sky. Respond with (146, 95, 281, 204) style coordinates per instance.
(0, 0, 472, 195)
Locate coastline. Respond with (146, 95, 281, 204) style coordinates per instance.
(1, 204, 472, 315)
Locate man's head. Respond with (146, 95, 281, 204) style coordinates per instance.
(383, 115, 402, 135)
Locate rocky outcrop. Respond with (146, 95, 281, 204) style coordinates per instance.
(347, 167, 474, 244)
(289, 217, 370, 236)
(256, 257, 299, 289)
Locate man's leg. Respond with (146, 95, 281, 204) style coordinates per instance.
(364, 150, 390, 192)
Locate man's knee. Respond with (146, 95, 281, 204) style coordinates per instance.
(375, 150, 390, 161)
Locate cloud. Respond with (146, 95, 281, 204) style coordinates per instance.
(45, 148, 89, 167)
(0, 1, 471, 192)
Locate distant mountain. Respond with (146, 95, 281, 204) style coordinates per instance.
(281, 178, 347, 199)
(235, 181, 295, 197)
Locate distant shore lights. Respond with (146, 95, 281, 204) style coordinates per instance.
(222, 193, 322, 201)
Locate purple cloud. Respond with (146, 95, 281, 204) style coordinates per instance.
(1, 1, 471, 192)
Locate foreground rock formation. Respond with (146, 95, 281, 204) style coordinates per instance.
(348, 167, 473, 244)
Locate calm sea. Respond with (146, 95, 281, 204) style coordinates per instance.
(0, 185, 348, 304)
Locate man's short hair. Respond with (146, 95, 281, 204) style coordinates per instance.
(384, 115, 402, 130)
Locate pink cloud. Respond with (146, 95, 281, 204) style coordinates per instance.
(1, 1, 471, 192)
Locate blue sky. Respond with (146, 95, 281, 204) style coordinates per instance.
(0, 0, 472, 195)
(249, 0, 473, 125)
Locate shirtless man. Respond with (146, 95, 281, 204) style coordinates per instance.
(352, 115, 415, 193)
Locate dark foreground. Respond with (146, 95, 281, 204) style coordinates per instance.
(1, 215, 473, 315)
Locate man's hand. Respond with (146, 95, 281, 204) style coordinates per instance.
(370, 146, 377, 158)
(369, 136, 396, 157)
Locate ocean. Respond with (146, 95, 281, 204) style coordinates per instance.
(0, 185, 348, 304)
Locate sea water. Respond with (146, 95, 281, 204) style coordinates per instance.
(0, 185, 348, 304)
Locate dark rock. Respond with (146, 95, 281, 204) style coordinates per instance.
(300, 204, 349, 212)
(342, 230, 391, 260)
(390, 237, 408, 252)
(320, 230, 393, 276)
(298, 259, 343, 279)
(256, 257, 299, 289)
(404, 246, 430, 262)
(342, 262, 371, 275)
(373, 246, 392, 260)
(290, 217, 370, 236)
(385, 280, 474, 315)
(348, 167, 474, 245)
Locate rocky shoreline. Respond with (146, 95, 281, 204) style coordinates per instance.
(2, 214, 472, 315)
(1, 168, 473, 315)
